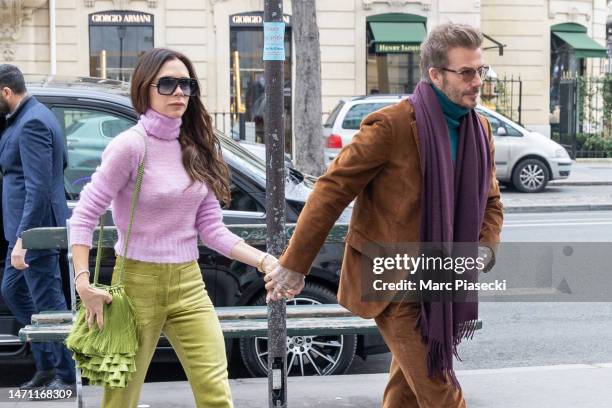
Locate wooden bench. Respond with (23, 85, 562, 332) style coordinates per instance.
(19, 304, 381, 343)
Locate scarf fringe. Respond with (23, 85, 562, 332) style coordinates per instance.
(423, 337, 461, 390)
(453, 318, 479, 361)
(417, 307, 480, 390)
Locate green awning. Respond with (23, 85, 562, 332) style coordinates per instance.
(552, 32, 608, 58)
(368, 22, 426, 53)
(551, 23, 608, 58)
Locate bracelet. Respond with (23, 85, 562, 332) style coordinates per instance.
(74, 269, 90, 285)
(257, 253, 270, 274)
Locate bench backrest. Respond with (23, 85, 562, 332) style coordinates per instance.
(21, 223, 349, 249)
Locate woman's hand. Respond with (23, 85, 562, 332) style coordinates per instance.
(76, 278, 113, 330)
(260, 253, 279, 275)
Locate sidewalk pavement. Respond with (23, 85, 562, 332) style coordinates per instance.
(551, 160, 612, 186)
(502, 188, 612, 213)
(2, 363, 611, 407)
(501, 160, 612, 213)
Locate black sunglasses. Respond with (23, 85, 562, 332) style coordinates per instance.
(440, 65, 490, 82)
(150, 76, 198, 96)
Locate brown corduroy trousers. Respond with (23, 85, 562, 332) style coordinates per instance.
(374, 301, 467, 408)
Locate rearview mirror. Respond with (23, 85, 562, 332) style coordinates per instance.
(496, 127, 507, 136)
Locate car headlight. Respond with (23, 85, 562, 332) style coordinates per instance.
(554, 148, 569, 158)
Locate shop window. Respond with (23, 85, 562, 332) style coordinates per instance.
(366, 14, 426, 95)
(549, 22, 607, 125)
(89, 11, 154, 82)
(229, 12, 293, 154)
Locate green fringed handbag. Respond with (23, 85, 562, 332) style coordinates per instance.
(65, 135, 147, 389)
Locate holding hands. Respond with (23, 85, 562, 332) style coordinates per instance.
(264, 263, 305, 303)
(254, 251, 305, 303)
(222, 242, 307, 304)
(257, 252, 279, 275)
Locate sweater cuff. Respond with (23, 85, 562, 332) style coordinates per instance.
(212, 234, 244, 258)
(69, 225, 94, 249)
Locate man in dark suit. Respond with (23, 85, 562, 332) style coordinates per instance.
(266, 23, 503, 407)
(0, 65, 75, 392)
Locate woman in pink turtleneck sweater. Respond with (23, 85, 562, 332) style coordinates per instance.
(69, 48, 277, 408)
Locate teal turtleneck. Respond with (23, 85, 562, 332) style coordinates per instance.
(431, 84, 469, 163)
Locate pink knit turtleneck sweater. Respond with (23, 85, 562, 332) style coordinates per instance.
(68, 109, 243, 263)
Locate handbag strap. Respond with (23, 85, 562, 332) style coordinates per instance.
(93, 132, 148, 285)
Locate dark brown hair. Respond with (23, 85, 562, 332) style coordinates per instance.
(131, 48, 231, 205)
(420, 22, 483, 83)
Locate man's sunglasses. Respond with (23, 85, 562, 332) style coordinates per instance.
(150, 76, 198, 96)
(439, 65, 490, 82)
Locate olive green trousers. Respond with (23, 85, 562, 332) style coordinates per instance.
(102, 257, 233, 408)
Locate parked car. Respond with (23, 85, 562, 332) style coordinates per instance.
(323, 95, 572, 193)
(0, 76, 388, 378)
(235, 140, 295, 170)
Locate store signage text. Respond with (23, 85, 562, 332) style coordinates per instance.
(231, 14, 291, 26)
(90, 11, 153, 25)
(375, 43, 421, 53)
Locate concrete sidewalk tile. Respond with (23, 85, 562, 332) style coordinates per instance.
(2, 364, 612, 407)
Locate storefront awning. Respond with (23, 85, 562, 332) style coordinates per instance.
(368, 22, 426, 53)
(366, 14, 427, 54)
(551, 23, 608, 59)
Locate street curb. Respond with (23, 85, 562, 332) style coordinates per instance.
(575, 158, 612, 163)
(505, 204, 612, 213)
(549, 181, 612, 186)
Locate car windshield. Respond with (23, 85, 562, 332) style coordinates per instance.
(218, 132, 267, 185)
(475, 108, 525, 136)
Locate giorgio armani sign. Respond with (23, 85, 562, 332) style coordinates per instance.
(89, 10, 154, 26)
(230, 12, 291, 27)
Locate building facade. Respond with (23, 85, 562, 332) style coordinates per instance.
(2, 0, 609, 153)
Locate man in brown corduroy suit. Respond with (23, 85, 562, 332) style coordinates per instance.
(265, 22, 503, 407)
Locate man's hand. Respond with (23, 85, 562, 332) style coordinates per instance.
(264, 263, 305, 303)
(478, 245, 495, 273)
(11, 238, 29, 270)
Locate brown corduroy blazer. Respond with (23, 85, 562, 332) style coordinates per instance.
(279, 99, 504, 319)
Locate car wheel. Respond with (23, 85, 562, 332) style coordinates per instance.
(512, 158, 550, 193)
(239, 282, 357, 377)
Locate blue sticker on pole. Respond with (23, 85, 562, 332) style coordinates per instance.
(263, 22, 286, 61)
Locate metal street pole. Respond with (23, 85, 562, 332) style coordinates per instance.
(263, 1, 287, 407)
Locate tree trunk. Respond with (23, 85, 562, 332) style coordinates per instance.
(291, 0, 325, 176)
